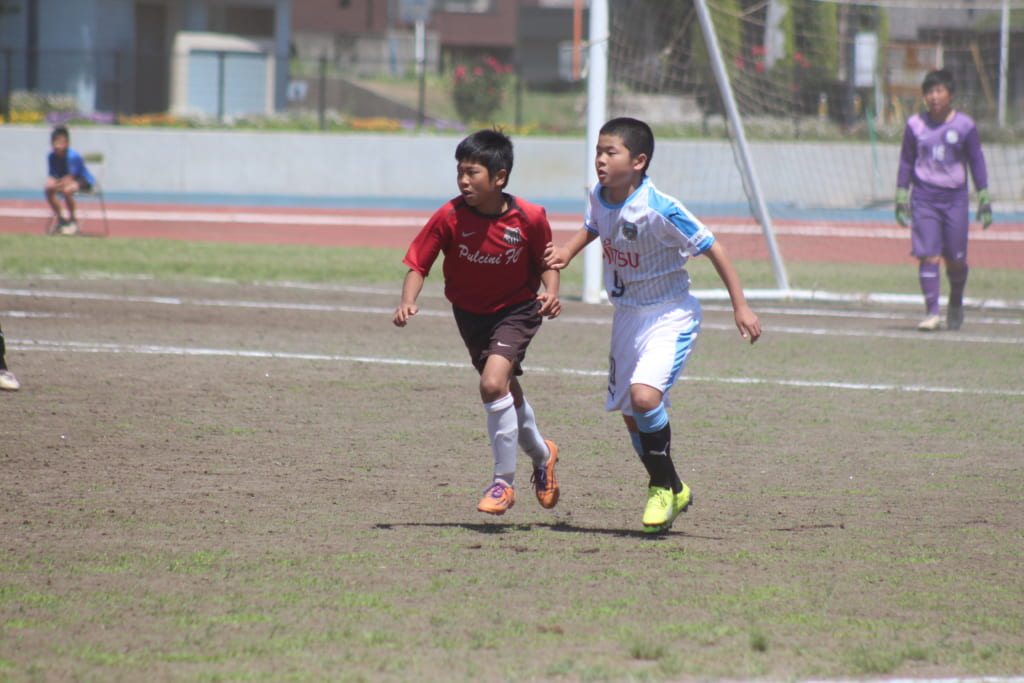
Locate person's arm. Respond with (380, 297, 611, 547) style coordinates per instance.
(895, 122, 916, 227)
(46, 153, 66, 181)
(964, 126, 992, 229)
(393, 269, 426, 327)
(544, 227, 598, 270)
(67, 151, 86, 181)
(703, 240, 761, 344)
(536, 268, 561, 319)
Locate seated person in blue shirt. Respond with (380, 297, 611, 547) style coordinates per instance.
(44, 125, 96, 235)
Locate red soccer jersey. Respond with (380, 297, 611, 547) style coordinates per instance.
(402, 194, 552, 314)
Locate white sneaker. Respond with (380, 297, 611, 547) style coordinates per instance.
(917, 314, 943, 331)
(59, 220, 80, 236)
(0, 370, 20, 391)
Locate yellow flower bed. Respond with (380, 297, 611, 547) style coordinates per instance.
(349, 117, 403, 132)
(117, 113, 182, 127)
(0, 111, 45, 124)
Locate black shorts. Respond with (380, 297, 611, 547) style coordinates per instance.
(76, 178, 93, 193)
(453, 298, 542, 376)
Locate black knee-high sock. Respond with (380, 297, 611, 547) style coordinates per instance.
(638, 423, 682, 493)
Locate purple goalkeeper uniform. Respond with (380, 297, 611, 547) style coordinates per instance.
(897, 111, 988, 261)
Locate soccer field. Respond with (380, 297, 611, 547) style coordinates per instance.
(2, 259, 1022, 680)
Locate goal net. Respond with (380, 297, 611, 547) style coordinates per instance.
(603, 0, 1023, 233)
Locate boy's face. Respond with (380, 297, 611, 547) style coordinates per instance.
(595, 133, 646, 190)
(923, 84, 953, 120)
(51, 134, 69, 156)
(457, 160, 506, 208)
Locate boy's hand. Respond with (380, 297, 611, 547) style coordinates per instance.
(536, 292, 561, 319)
(544, 242, 571, 271)
(392, 303, 419, 327)
(895, 188, 910, 227)
(734, 305, 761, 344)
(977, 189, 992, 229)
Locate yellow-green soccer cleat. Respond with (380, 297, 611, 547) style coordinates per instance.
(642, 483, 693, 534)
(642, 486, 674, 532)
(673, 483, 693, 523)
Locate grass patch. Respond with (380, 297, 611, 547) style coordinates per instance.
(4, 233, 1023, 301)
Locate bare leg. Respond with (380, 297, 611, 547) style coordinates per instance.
(44, 178, 65, 221)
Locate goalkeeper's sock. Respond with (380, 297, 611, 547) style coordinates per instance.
(947, 264, 969, 307)
(919, 261, 941, 315)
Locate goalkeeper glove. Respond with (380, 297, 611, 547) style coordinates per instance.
(977, 188, 992, 229)
(895, 188, 910, 227)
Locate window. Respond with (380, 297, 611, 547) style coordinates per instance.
(224, 7, 275, 37)
(436, 0, 493, 14)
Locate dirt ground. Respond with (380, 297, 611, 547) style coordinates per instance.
(2, 275, 1023, 681)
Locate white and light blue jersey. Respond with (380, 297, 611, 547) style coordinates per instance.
(585, 177, 715, 311)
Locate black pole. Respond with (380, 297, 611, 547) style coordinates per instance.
(217, 51, 228, 122)
(845, 4, 858, 129)
(417, 56, 426, 128)
(26, 0, 38, 89)
(318, 55, 326, 130)
(515, 65, 523, 130)
(2, 49, 11, 122)
(113, 50, 122, 123)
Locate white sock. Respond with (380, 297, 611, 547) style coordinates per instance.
(516, 397, 549, 468)
(485, 393, 517, 486)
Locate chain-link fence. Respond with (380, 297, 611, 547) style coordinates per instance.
(0, 47, 590, 134)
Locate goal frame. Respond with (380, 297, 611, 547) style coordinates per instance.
(581, 0, 791, 304)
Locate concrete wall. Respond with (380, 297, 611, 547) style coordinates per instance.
(3, 126, 1020, 210)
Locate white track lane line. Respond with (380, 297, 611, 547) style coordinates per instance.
(2, 288, 1022, 345)
(3, 205, 1024, 241)
(9, 339, 1024, 398)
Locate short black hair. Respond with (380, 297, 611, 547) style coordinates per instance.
(51, 124, 70, 142)
(455, 128, 514, 183)
(922, 68, 955, 95)
(599, 117, 654, 174)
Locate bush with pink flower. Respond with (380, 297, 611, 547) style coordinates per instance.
(451, 56, 513, 123)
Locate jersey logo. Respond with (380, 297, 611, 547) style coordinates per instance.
(620, 221, 638, 240)
(503, 227, 523, 246)
(945, 130, 959, 145)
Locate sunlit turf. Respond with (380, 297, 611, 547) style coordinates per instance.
(3, 232, 1022, 302)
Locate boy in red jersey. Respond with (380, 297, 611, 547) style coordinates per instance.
(393, 129, 562, 516)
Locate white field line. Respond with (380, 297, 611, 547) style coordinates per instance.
(2, 205, 1023, 241)
(702, 303, 1024, 325)
(800, 679, 1024, 683)
(2, 288, 1022, 344)
(9, 338, 1024, 397)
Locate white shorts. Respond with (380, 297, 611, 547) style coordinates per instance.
(606, 297, 701, 415)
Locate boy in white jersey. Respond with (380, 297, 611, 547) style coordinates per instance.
(545, 117, 761, 533)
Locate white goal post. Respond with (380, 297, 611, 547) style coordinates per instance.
(581, 0, 1024, 304)
(582, 0, 790, 303)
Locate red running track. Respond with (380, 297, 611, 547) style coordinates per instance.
(2, 199, 1022, 269)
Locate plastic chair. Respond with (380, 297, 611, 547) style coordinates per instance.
(45, 151, 110, 237)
